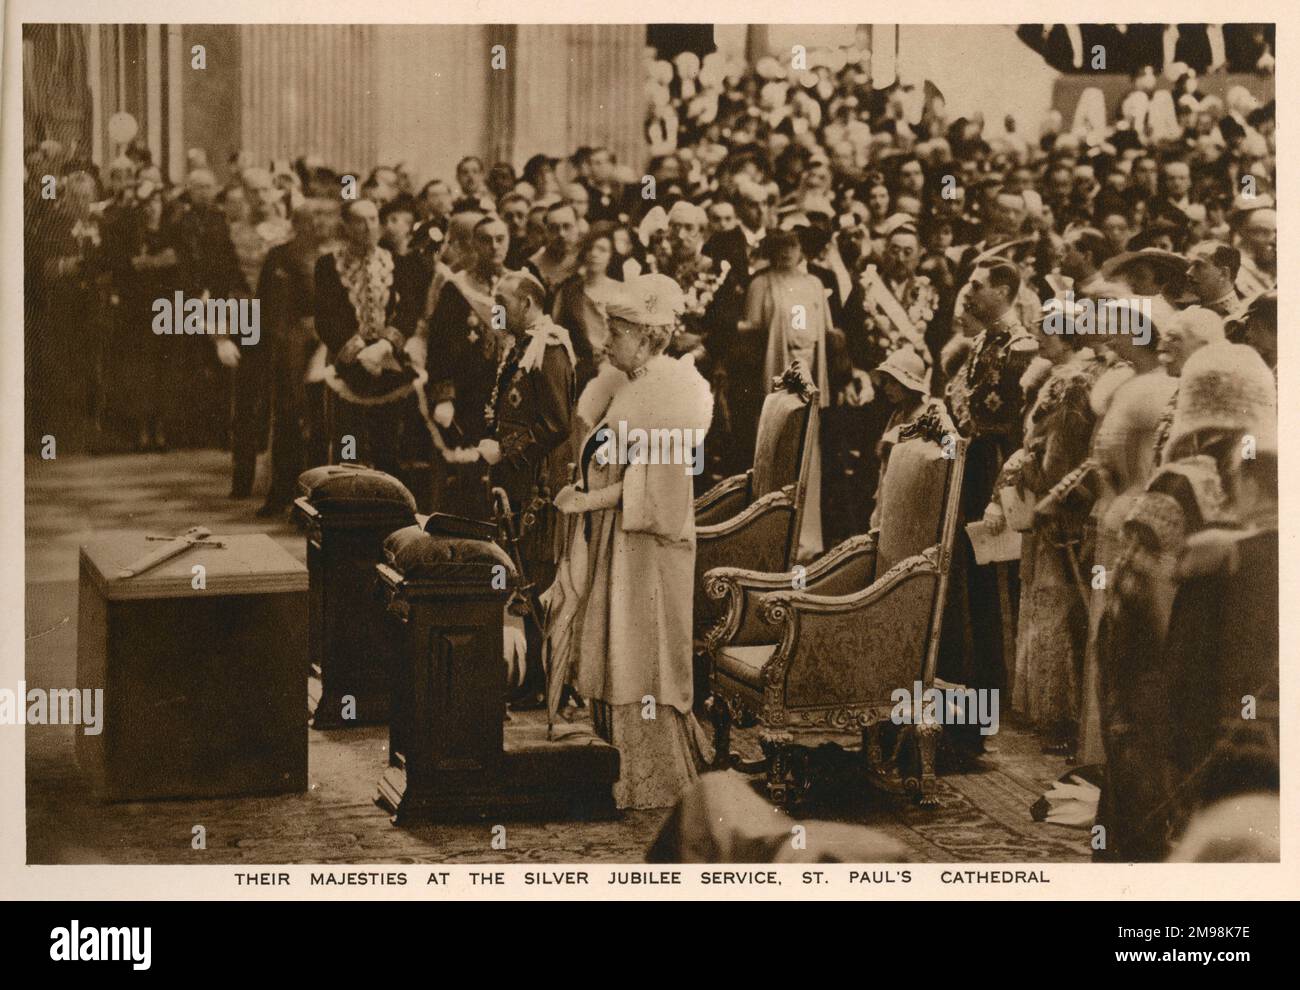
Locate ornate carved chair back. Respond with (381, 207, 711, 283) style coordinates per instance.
(750, 362, 819, 565)
(873, 410, 967, 579)
(871, 412, 967, 680)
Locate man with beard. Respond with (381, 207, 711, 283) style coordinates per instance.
(1058, 226, 1109, 298)
(732, 178, 776, 277)
(423, 214, 515, 515)
(526, 201, 582, 295)
(499, 192, 534, 270)
(452, 156, 495, 215)
(581, 146, 625, 223)
(477, 271, 576, 705)
(255, 199, 339, 517)
(958, 190, 1028, 272)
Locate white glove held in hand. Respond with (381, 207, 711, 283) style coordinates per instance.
(216, 338, 241, 368)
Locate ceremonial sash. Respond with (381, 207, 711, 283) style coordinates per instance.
(860, 264, 920, 342)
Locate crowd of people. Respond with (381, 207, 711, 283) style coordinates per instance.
(24, 31, 1278, 853)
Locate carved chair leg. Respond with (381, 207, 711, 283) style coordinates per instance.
(864, 723, 885, 771)
(915, 721, 942, 809)
(762, 738, 801, 810)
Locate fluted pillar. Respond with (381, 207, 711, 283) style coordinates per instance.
(513, 25, 647, 173)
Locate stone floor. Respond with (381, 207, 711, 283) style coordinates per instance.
(24, 449, 1092, 864)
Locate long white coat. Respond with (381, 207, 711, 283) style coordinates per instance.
(570, 354, 714, 715)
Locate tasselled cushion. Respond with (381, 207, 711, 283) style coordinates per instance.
(297, 465, 418, 516)
(382, 525, 517, 580)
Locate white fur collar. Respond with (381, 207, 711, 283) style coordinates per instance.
(598, 354, 714, 436)
(577, 360, 627, 428)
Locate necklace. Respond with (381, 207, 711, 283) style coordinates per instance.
(629, 364, 649, 380)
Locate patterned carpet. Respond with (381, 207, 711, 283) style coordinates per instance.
(24, 449, 1091, 864)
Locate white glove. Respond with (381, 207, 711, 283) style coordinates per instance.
(356, 340, 392, 377)
(442, 446, 482, 465)
(502, 611, 527, 689)
(477, 438, 502, 466)
(554, 483, 587, 515)
(404, 333, 428, 370)
(215, 337, 241, 368)
(982, 502, 1007, 535)
(433, 400, 455, 429)
(1042, 775, 1101, 827)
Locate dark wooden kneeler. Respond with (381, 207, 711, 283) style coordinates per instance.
(374, 527, 619, 824)
(294, 466, 417, 728)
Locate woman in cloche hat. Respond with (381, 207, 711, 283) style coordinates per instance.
(867, 346, 952, 531)
(547, 274, 715, 810)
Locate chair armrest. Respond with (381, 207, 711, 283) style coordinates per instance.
(697, 484, 793, 542)
(704, 533, 878, 651)
(694, 471, 752, 526)
(694, 487, 797, 632)
(754, 547, 943, 714)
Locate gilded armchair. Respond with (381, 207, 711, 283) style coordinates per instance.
(704, 412, 967, 809)
(693, 362, 819, 653)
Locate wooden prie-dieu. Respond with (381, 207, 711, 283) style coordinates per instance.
(294, 465, 417, 728)
(374, 525, 619, 824)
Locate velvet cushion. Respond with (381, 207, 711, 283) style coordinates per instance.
(383, 524, 516, 580)
(875, 438, 950, 576)
(751, 389, 810, 499)
(297, 465, 417, 516)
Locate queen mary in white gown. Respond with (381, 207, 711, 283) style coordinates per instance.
(552, 273, 715, 809)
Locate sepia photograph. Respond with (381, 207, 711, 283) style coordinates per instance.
(7, 5, 1284, 897)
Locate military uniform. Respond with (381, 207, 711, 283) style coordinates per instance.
(486, 317, 576, 571)
(486, 317, 576, 704)
(941, 313, 1039, 695)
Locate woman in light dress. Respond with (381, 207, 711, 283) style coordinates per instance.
(551, 274, 715, 810)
